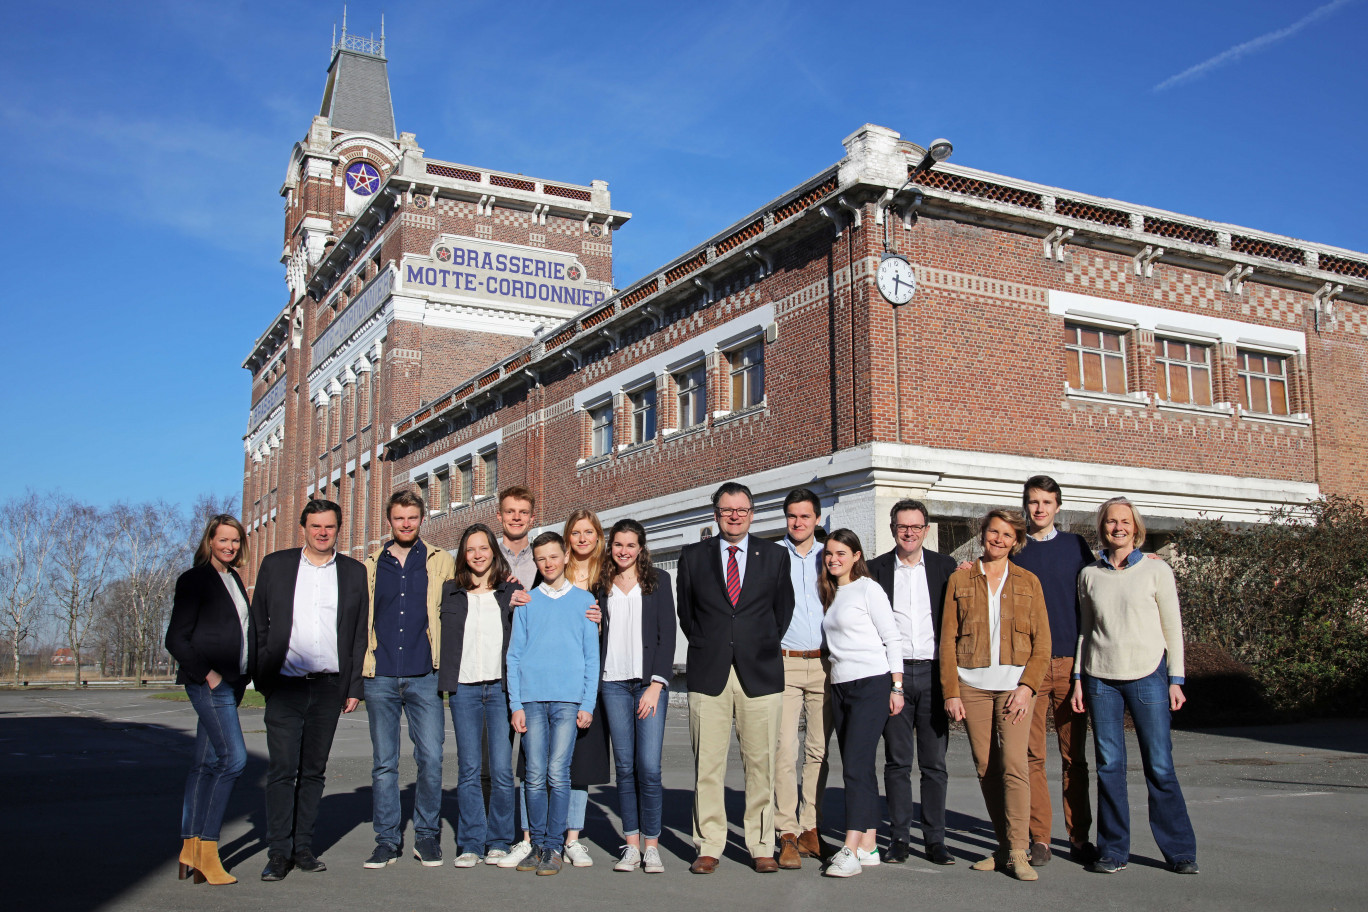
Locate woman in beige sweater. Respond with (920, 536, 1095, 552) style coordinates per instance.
(1070, 497, 1197, 876)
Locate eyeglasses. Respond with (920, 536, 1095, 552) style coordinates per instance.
(718, 508, 752, 517)
(894, 524, 928, 534)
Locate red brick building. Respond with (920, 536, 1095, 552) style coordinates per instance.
(242, 29, 1368, 587)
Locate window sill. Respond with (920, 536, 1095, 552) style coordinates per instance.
(616, 440, 656, 457)
(712, 403, 767, 427)
(577, 455, 611, 469)
(1155, 400, 1234, 418)
(1064, 387, 1149, 407)
(663, 424, 708, 442)
(1238, 409, 1311, 427)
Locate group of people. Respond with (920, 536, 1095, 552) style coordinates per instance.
(163, 475, 1197, 887)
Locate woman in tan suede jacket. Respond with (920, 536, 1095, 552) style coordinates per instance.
(940, 509, 1051, 881)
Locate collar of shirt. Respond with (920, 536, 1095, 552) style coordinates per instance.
(1097, 548, 1145, 570)
(895, 549, 926, 571)
(782, 535, 819, 560)
(1033, 527, 1059, 542)
(719, 534, 749, 558)
(382, 537, 426, 566)
(538, 578, 575, 599)
(299, 548, 338, 569)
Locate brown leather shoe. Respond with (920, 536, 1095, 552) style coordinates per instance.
(753, 856, 779, 873)
(690, 855, 719, 874)
(797, 828, 824, 859)
(777, 834, 802, 869)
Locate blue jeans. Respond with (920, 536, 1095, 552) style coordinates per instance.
(450, 681, 515, 854)
(519, 786, 588, 833)
(1085, 657, 1197, 866)
(364, 672, 445, 847)
(181, 680, 248, 841)
(521, 701, 579, 852)
(600, 679, 668, 839)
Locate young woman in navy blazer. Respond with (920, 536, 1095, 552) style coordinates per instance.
(598, 518, 677, 873)
(438, 523, 524, 867)
(164, 514, 253, 886)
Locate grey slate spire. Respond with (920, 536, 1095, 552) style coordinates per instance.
(319, 13, 396, 139)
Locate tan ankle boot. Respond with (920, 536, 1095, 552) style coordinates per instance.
(179, 837, 199, 880)
(1008, 849, 1039, 881)
(195, 840, 237, 885)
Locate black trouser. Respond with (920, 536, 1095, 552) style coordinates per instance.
(263, 674, 343, 856)
(882, 660, 949, 846)
(830, 672, 891, 833)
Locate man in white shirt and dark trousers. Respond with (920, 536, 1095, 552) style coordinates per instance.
(774, 488, 831, 869)
(868, 499, 958, 866)
(249, 500, 369, 882)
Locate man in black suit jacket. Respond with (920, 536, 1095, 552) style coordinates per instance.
(677, 482, 794, 874)
(249, 500, 368, 882)
(867, 498, 957, 867)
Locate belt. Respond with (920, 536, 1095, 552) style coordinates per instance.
(903, 658, 936, 665)
(782, 649, 822, 659)
(299, 671, 339, 680)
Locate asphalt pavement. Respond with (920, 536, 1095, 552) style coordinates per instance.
(1, 688, 1364, 912)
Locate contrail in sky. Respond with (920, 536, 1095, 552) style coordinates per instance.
(1153, 0, 1356, 91)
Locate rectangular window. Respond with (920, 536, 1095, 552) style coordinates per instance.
(432, 470, 448, 514)
(729, 341, 765, 411)
(1238, 351, 1289, 415)
(482, 449, 498, 496)
(1065, 323, 1127, 393)
(1154, 339, 1212, 406)
(456, 460, 473, 504)
(590, 403, 614, 457)
(675, 364, 707, 429)
(630, 386, 657, 444)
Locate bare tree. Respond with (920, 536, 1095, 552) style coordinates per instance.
(0, 492, 56, 684)
(108, 502, 183, 680)
(47, 497, 114, 684)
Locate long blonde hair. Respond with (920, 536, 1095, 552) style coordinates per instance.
(562, 509, 605, 590)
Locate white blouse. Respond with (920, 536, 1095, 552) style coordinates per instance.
(458, 590, 503, 683)
(821, 577, 902, 685)
(218, 571, 249, 675)
(603, 583, 643, 682)
(957, 561, 1026, 692)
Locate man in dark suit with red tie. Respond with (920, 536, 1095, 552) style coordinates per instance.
(249, 499, 369, 882)
(677, 482, 795, 874)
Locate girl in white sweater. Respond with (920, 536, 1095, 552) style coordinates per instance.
(818, 529, 903, 877)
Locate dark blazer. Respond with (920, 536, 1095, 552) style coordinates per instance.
(435, 579, 522, 692)
(165, 562, 251, 687)
(867, 546, 958, 648)
(677, 536, 794, 698)
(598, 569, 677, 685)
(248, 548, 369, 701)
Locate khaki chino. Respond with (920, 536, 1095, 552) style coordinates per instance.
(774, 654, 831, 835)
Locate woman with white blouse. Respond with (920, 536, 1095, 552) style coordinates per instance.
(940, 510, 1051, 881)
(818, 529, 904, 878)
(597, 519, 676, 873)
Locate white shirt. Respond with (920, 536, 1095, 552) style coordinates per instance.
(718, 534, 749, 588)
(603, 583, 643, 682)
(539, 578, 575, 599)
(821, 577, 902, 684)
(458, 590, 503, 683)
(892, 550, 936, 661)
(219, 571, 250, 675)
(957, 561, 1025, 692)
(282, 550, 340, 677)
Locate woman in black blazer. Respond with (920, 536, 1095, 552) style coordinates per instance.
(438, 523, 524, 867)
(163, 514, 252, 886)
(598, 519, 677, 873)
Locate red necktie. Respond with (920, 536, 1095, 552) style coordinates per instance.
(726, 545, 741, 606)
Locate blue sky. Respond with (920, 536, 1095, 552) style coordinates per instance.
(2, 0, 1365, 509)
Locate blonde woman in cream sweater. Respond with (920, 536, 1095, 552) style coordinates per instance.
(1070, 497, 1197, 877)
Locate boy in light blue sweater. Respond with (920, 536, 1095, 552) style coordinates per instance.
(506, 531, 599, 875)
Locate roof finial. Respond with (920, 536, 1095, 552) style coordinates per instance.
(381, 13, 385, 40)
(342, 4, 348, 35)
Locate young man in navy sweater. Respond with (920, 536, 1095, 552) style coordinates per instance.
(1008, 476, 1097, 867)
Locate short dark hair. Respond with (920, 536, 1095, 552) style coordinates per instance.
(711, 481, 753, 510)
(300, 499, 342, 527)
(388, 489, 426, 519)
(889, 498, 929, 525)
(531, 530, 565, 552)
(783, 488, 821, 516)
(1023, 475, 1063, 511)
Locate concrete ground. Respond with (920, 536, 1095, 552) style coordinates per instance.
(1, 688, 1364, 912)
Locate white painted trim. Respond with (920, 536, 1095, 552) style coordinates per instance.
(1049, 289, 1305, 353)
(406, 427, 503, 481)
(573, 304, 775, 409)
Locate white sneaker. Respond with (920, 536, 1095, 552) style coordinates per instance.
(614, 844, 641, 872)
(857, 847, 881, 866)
(825, 846, 862, 878)
(483, 849, 508, 865)
(498, 840, 533, 868)
(642, 845, 664, 874)
(564, 841, 594, 867)
(453, 852, 481, 868)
